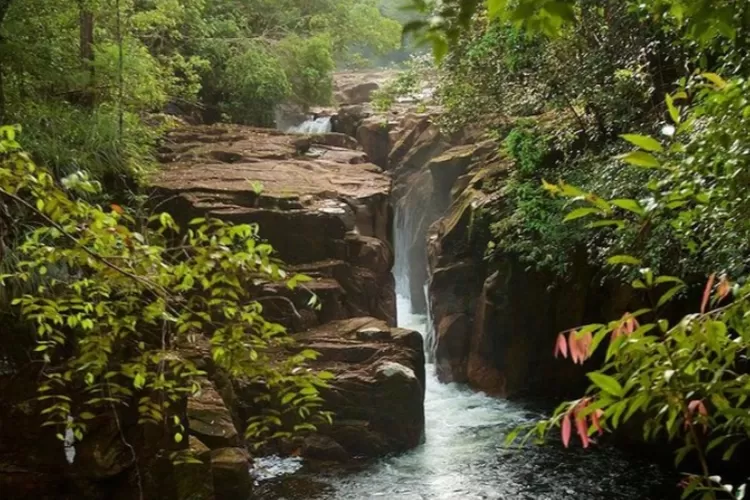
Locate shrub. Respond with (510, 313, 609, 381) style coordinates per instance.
(277, 34, 335, 108)
(0, 127, 331, 456)
(220, 44, 291, 126)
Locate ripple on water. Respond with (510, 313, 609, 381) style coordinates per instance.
(253, 295, 679, 500)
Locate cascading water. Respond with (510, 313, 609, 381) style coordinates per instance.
(255, 208, 679, 500)
(287, 116, 333, 134)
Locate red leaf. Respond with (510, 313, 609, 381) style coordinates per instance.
(688, 399, 708, 417)
(592, 409, 604, 435)
(624, 313, 638, 334)
(561, 413, 572, 448)
(554, 333, 568, 359)
(701, 273, 716, 314)
(717, 275, 731, 302)
(111, 204, 124, 215)
(569, 330, 582, 364)
(569, 330, 593, 365)
(575, 415, 590, 448)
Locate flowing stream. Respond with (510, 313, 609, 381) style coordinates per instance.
(255, 212, 680, 500)
(286, 116, 333, 134)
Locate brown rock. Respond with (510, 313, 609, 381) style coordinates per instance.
(292, 317, 425, 457)
(187, 380, 240, 449)
(149, 125, 396, 326)
(301, 434, 350, 462)
(357, 116, 392, 169)
(210, 447, 252, 500)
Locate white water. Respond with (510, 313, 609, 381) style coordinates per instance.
(256, 294, 676, 499)
(254, 209, 676, 500)
(287, 116, 332, 134)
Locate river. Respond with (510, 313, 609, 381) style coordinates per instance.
(254, 289, 679, 499)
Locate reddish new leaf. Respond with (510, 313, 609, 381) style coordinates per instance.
(717, 275, 732, 302)
(561, 413, 572, 448)
(575, 415, 590, 448)
(554, 333, 568, 359)
(569, 330, 593, 365)
(688, 400, 708, 417)
(612, 313, 639, 340)
(111, 203, 124, 215)
(592, 409, 604, 435)
(701, 273, 716, 314)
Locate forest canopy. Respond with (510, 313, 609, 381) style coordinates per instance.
(0, 0, 404, 188)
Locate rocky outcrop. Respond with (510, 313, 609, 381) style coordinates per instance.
(333, 71, 396, 105)
(150, 124, 396, 328)
(293, 317, 425, 458)
(150, 125, 426, 458)
(1, 111, 430, 499)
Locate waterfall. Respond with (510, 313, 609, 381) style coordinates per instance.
(393, 204, 410, 298)
(423, 282, 434, 362)
(287, 116, 332, 134)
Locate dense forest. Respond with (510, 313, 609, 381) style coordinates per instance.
(394, 1, 750, 497)
(3, 0, 750, 499)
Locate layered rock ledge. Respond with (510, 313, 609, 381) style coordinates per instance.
(150, 125, 397, 329)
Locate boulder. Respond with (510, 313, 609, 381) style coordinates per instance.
(293, 317, 425, 457)
(210, 447, 253, 499)
(149, 125, 396, 327)
(301, 434, 349, 462)
(187, 380, 241, 450)
(333, 71, 396, 105)
(356, 116, 392, 169)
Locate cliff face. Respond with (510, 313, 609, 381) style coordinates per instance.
(0, 100, 426, 499)
(330, 90, 638, 399)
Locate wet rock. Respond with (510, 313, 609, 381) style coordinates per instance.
(293, 317, 425, 456)
(149, 125, 396, 327)
(301, 434, 349, 462)
(210, 447, 253, 499)
(187, 380, 240, 449)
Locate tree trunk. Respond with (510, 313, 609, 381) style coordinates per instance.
(79, 5, 95, 108)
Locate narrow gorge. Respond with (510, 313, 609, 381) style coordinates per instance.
(1, 70, 678, 500)
(3, 2, 749, 499)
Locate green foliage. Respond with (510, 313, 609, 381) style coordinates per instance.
(13, 101, 160, 193)
(404, 0, 750, 55)
(371, 54, 433, 111)
(0, 0, 403, 140)
(0, 128, 330, 451)
(504, 122, 547, 176)
(485, 120, 590, 274)
(277, 34, 335, 107)
(220, 44, 291, 126)
(510, 76, 750, 499)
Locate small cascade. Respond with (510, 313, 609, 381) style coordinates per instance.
(287, 116, 332, 134)
(423, 282, 434, 361)
(393, 204, 410, 298)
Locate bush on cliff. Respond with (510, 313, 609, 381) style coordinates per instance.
(406, 1, 750, 497)
(0, 126, 331, 462)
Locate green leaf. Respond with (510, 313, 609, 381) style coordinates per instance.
(563, 207, 602, 222)
(620, 134, 663, 153)
(616, 151, 661, 168)
(487, 0, 508, 19)
(611, 199, 645, 216)
(607, 255, 642, 266)
(588, 372, 624, 397)
(656, 284, 686, 308)
(665, 94, 680, 124)
(702, 72, 728, 89)
(174, 432, 183, 444)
